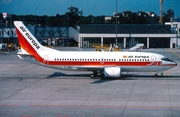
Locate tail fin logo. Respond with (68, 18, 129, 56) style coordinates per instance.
(19, 26, 40, 49)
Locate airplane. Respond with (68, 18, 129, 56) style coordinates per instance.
(14, 21, 177, 78)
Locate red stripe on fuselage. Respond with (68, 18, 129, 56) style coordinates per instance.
(43, 61, 162, 67)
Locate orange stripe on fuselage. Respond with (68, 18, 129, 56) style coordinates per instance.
(162, 64, 177, 66)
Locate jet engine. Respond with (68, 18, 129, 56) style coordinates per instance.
(104, 67, 121, 77)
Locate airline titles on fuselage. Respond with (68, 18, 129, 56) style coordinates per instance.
(128, 55, 149, 59)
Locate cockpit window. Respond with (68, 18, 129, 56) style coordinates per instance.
(161, 57, 169, 61)
(161, 57, 173, 62)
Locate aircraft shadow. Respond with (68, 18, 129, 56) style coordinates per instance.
(46, 72, 180, 84)
(46, 72, 90, 78)
(91, 75, 180, 84)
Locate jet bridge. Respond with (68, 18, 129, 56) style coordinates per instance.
(0, 26, 79, 47)
(129, 43, 144, 51)
(28, 26, 79, 46)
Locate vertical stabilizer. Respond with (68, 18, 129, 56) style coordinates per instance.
(14, 21, 44, 55)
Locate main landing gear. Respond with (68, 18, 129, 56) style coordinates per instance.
(90, 71, 98, 79)
(90, 71, 104, 79)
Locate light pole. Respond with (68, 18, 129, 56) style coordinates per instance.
(115, 0, 118, 48)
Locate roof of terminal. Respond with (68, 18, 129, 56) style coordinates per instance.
(80, 24, 172, 34)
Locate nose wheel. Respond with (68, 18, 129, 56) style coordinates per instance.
(155, 71, 164, 77)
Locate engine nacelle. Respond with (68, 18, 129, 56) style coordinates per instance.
(104, 67, 121, 77)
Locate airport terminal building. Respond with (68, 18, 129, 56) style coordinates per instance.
(0, 22, 180, 49)
(79, 22, 180, 48)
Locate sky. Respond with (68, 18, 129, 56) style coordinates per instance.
(0, 0, 180, 17)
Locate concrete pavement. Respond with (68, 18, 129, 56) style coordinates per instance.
(0, 48, 180, 117)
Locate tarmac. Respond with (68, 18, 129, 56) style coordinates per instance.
(0, 48, 180, 117)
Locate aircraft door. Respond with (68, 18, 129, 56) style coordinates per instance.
(149, 55, 157, 66)
(43, 55, 49, 65)
(100, 57, 104, 65)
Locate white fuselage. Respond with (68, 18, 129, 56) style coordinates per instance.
(18, 49, 176, 73)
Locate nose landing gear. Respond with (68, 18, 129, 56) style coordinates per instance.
(155, 71, 164, 77)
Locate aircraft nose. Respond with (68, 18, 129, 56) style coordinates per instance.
(171, 61, 177, 67)
(162, 60, 177, 67)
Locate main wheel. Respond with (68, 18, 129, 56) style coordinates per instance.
(155, 74, 159, 77)
(90, 74, 95, 79)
